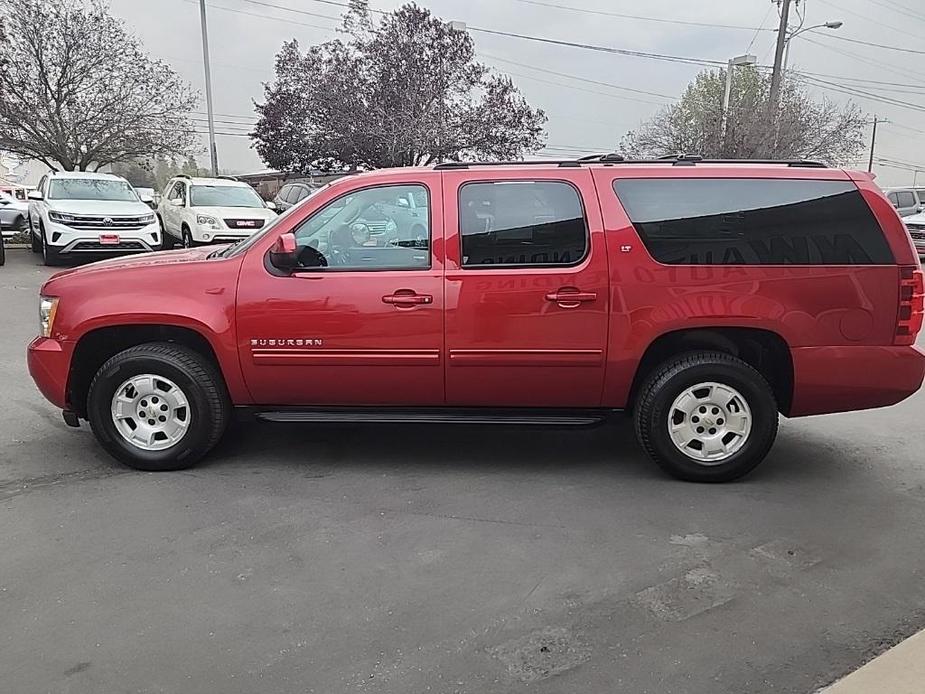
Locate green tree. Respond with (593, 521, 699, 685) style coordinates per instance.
(621, 67, 867, 165)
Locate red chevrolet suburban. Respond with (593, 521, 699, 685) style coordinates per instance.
(27, 157, 925, 482)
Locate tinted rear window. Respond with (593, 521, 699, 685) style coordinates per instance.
(613, 178, 893, 265)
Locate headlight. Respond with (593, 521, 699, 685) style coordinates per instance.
(197, 215, 221, 229)
(48, 211, 76, 224)
(139, 213, 156, 224)
(39, 296, 59, 338)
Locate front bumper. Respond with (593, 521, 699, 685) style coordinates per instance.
(44, 219, 160, 255)
(27, 337, 75, 410)
(190, 227, 255, 244)
(790, 344, 925, 417)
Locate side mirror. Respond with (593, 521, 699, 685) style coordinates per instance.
(140, 194, 154, 204)
(170, 198, 184, 207)
(265, 200, 277, 211)
(27, 190, 43, 201)
(269, 232, 299, 272)
(396, 198, 410, 208)
(0, 198, 8, 205)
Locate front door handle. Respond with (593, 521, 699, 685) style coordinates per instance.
(545, 288, 597, 308)
(383, 291, 433, 306)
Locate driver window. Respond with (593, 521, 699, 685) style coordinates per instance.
(292, 184, 430, 270)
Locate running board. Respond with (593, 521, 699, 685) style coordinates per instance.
(246, 407, 614, 426)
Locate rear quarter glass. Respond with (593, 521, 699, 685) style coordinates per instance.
(612, 178, 894, 266)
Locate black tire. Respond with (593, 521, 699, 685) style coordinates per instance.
(29, 216, 41, 253)
(181, 226, 194, 249)
(40, 223, 63, 266)
(0, 234, 5, 266)
(87, 342, 231, 471)
(13, 214, 26, 231)
(634, 351, 779, 483)
(159, 216, 174, 250)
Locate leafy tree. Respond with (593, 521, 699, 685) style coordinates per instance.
(253, 2, 547, 172)
(0, 0, 199, 171)
(621, 67, 867, 165)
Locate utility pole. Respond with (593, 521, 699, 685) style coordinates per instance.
(769, 0, 794, 113)
(199, 0, 219, 176)
(869, 116, 887, 173)
(721, 55, 758, 142)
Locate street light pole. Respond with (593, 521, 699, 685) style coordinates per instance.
(783, 20, 843, 74)
(721, 55, 757, 142)
(198, 0, 219, 176)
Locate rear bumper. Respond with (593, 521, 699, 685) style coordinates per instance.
(790, 344, 925, 417)
(27, 337, 74, 410)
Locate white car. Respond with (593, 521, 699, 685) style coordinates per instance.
(0, 190, 30, 238)
(157, 175, 277, 248)
(903, 211, 925, 259)
(28, 171, 159, 266)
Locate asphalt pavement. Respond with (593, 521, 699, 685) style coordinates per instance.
(2, 247, 924, 694)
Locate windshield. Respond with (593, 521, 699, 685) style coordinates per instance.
(224, 183, 332, 258)
(48, 179, 139, 202)
(191, 184, 264, 208)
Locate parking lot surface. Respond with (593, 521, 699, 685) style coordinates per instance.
(2, 248, 925, 694)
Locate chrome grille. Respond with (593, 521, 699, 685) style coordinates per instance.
(223, 218, 265, 230)
(63, 214, 151, 232)
(365, 221, 389, 235)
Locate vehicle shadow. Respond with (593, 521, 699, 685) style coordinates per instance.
(205, 416, 852, 485)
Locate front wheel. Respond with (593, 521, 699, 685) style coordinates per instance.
(0, 234, 5, 266)
(29, 217, 41, 253)
(634, 352, 779, 483)
(87, 343, 230, 471)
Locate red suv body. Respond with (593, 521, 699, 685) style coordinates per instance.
(27, 159, 925, 481)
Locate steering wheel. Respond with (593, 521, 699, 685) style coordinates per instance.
(296, 245, 328, 268)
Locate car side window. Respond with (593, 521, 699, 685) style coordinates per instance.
(291, 184, 431, 271)
(278, 185, 294, 203)
(888, 192, 899, 207)
(37, 176, 47, 196)
(458, 180, 589, 267)
(898, 191, 916, 208)
(293, 186, 311, 203)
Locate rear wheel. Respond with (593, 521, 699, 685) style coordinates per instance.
(0, 234, 5, 266)
(634, 352, 779, 482)
(87, 343, 230, 471)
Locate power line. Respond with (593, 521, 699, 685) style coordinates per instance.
(864, 0, 925, 23)
(237, 0, 341, 21)
(809, 31, 925, 56)
(814, 0, 920, 40)
(799, 35, 925, 83)
(479, 53, 674, 100)
(507, 0, 770, 31)
(796, 73, 925, 114)
(746, 4, 776, 53)
(178, 0, 338, 31)
(501, 68, 668, 106)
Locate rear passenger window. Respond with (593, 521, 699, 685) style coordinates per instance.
(459, 181, 587, 267)
(613, 179, 893, 265)
(897, 191, 916, 208)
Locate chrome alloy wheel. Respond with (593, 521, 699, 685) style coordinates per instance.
(668, 382, 752, 464)
(110, 374, 191, 451)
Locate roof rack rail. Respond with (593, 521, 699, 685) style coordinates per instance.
(217, 175, 239, 181)
(174, 173, 192, 179)
(433, 157, 828, 170)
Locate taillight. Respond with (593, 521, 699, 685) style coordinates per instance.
(896, 266, 924, 345)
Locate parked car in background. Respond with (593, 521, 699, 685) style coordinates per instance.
(885, 187, 923, 217)
(904, 211, 925, 259)
(27, 172, 160, 266)
(0, 189, 29, 238)
(27, 157, 925, 482)
(272, 181, 323, 212)
(158, 175, 277, 249)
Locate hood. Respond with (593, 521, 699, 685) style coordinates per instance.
(195, 206, 277, 222)
(904, 212, 925, 226)
(44, 246, 221, 285)
(46, 199, 152, 216)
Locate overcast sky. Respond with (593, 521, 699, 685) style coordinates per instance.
(99, 0, 925, 187)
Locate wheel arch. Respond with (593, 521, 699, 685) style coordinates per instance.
(628, 327, 794, 416)
(68, 324, 230, 419)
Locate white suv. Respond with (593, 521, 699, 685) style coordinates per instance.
(28, 172, 159, 266)
(158, 176, 277, 248)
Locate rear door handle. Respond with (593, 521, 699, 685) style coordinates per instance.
(545, 289, 597, 308)
(383, 291, 433, 306)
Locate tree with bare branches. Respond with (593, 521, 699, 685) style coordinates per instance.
(621, 67, 867, 165)
(253, 2, 547, 172)
(0, 0, 199, 171)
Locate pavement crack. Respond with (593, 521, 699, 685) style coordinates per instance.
(0, 467, 131, 501)
(379, 507, 566, 529)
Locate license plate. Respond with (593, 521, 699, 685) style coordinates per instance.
(99, 234, 120, 245)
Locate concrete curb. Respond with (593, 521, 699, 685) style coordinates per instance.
(819, 628, 925, 693)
